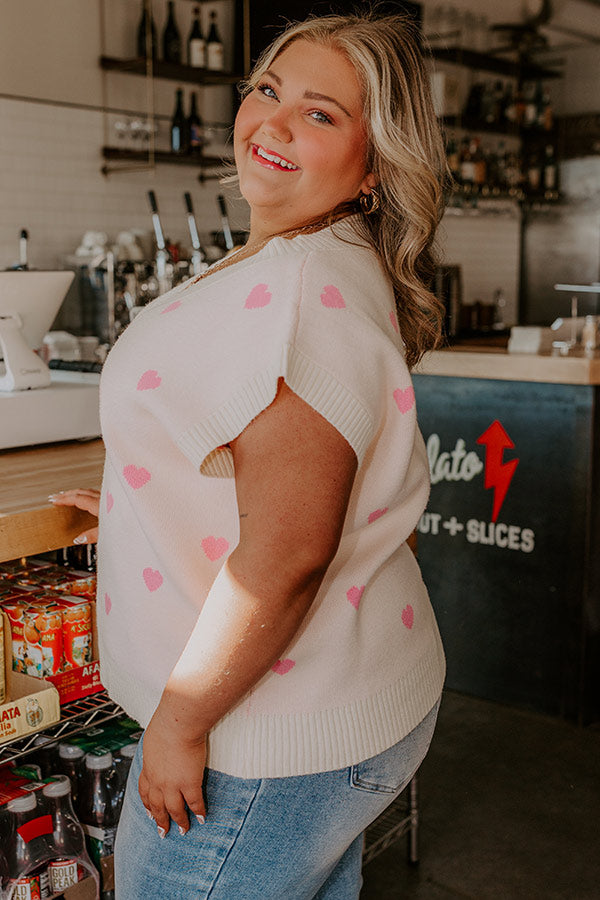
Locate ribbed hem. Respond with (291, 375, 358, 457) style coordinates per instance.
(207, 642, 446, 778)
(176, 345, 373, 476)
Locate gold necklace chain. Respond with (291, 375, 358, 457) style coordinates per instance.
(187, 215, 350, 287)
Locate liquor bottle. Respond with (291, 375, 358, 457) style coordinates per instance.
(526, 150, 542, 194)
(170, 88, 187, 153)
(113, 742, 139, 818)
(162, 0, 182, 64)
(459, 138, 474, 192)
(206, 10, 224, 71)
(78, 752, 118, 900)
(188, 5, 205, 68)
(470, 138, 486, 190)
(2, 793, 51, 899)
(188, 92, 204, 154)
(541, 86, 553, 131)
(543, 144, 558, 197)
(136, 0, 157, 59)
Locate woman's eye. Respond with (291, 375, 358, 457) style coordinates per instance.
(257, 83, 278, 100)
(309, 110, 333, 125)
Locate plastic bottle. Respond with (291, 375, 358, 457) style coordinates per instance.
(42, 775, 97, 895)
(30, 734, 58, 779)
(1, 792, 51, 899)
(113, 742, 138, 817)
(57, 742, 85, 813)
(78, 752, 118, 900)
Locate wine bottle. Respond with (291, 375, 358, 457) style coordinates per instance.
(206, 10, 224, 71)
(162, 0, 181, 64)
(188, 5, 205, 68)
(171, 88, 187, 153)
(188, 92, 204, 154)
(136, 0, 157, 59)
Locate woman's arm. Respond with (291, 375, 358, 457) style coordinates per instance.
(139, 381, 358, 836)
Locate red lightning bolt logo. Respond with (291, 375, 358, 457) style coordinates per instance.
(476, 420, 519, 522)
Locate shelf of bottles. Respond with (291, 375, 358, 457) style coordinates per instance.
(0, 691, 122, 767)
(101, 0, 240, 175)
(439, 68, 561, 207)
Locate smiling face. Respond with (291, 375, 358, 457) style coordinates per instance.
(234, 39, 375, 241)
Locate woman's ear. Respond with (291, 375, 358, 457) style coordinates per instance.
(359, 172, 377, 195)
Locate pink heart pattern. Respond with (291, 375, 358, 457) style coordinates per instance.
(137, 369, 162, 391)
(368, 507, 388, 524)
(106, 491, 114, 514)
(402, 604, 414, 629)
(244, 284, 271, 309)
(104, 593, 112, 615)
(123, 465, 151, 489)
(143, 567, 163, 592)
(201, 536, 230, 562)
(161, 300, 182, 314)
(346, 585, 365, 610)
(320, 285, 346, 309)
(272, 659, 295, 676)
(393, 386, 415, 414)
(389, 311, 400, 333)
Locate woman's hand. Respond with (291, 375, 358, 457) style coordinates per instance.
(48, 488, 100, 544)
(138, 704, 207, 838)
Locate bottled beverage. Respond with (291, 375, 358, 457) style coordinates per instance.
(170, 87, 187, 153)
(459, 138, 474, 192)
(136, 0, 157, 59)
(113, 742, 138, 817)
(187, 92, 204, 154)
(162, 0, 182, 64)
(78, 752, 118, 900)
(527, 150, 542, 193)
(206, 10, 224, 71)
(42, 775, 93, 893)
(31, 734, 58, 779)
(543, 144, 558, 197)
(470, 138, 486, 189)
(2, 792, 51, 899)
(188, 5, 205, 68)
(58, 742, 86, 812)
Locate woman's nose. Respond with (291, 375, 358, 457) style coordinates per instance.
(262, 106, 293, 143)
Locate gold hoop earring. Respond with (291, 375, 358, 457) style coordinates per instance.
(359, 188, 380, 215)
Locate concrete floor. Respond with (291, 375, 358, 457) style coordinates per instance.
(360, 691, 600, 899)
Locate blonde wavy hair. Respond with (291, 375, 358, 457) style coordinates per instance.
(240, 12, 448, 369)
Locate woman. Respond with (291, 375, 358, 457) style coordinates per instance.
(52, 12, 447, 899)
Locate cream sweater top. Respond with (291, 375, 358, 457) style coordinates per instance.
(96, 216, 445, 778)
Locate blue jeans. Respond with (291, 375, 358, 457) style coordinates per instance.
(115, 701, 440, 899)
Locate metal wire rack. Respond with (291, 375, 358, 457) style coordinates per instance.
(363, 776, 419, 866)
(0, 690, 123, 767)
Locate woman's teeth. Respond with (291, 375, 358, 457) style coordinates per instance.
(256, 146, 298, 170)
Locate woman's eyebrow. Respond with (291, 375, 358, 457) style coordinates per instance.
(264, 68, 353, 118)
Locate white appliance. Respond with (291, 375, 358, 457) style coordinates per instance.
(0, 271, 101, 449)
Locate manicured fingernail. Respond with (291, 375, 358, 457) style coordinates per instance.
(178, 825, 186, 836)
(196, 815, 205, 825)
(158, 826, 166, 839)
(73, 535, 87, 544)
(146, 809, 153, 820)
(48, 495, 56, 502)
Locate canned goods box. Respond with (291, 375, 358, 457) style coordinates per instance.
(0, 612, 60, 746)
(1, 599, 104, 706)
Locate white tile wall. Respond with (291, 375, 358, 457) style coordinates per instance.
(0, 97, 249, 271)
(438, 207, 521, 324)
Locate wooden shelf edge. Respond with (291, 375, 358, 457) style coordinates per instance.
(100, 55, 242, 86)
(431, 46, 561, 80)
(101, 146, 233, 169)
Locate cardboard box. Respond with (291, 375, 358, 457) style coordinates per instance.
(0, 613, 60, 745)
(2, 602, 104, 707)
